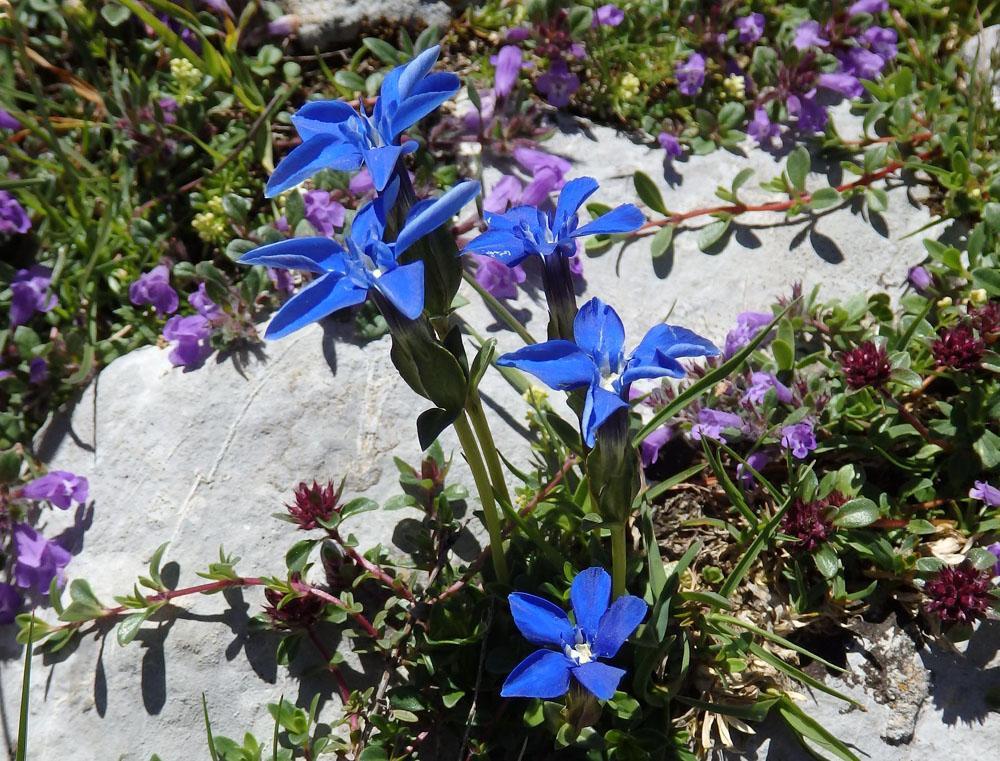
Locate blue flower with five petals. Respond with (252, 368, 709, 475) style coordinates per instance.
(497, 297, 718, 446)
(502, 567, 647, 701)
(240, 180, 480, 338)
(463, 176, 644, 266)
(266, 45, 460, 197)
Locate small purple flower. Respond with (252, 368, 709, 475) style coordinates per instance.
(506, 27, 531, 43)
(675, 53, 706, 96)
(462, 89, 496, 132)
(21, 470, 89, 509)
(515, 147, 571, 205)
(266, 14, 299, 38)
(0, 190, 31, 234)
(970, 481, 1000, 507)
(0, 583, 20, 624)
(268, 267, 295, 294)
(787, 90, 828, 133)
(780, 419, 817, 459)
(484, 175, 524, 214)
(794, 21, 829, 50)
(129, 264, 179, 316)
(303, 189, 346, 236)
(747, 107, 780, 145)
(157, 97, 179, 125)
(818, 71, 863, 99)
(908, 265, 932, 292)
(691, 408, 744, 443)
(492, 45, 523, 98)
(640, 425, 673, 467)
(861, 26, 898, 63)
(839, 47, 886, 80)
(724, 311, 773, 358)
(274, 216, 290, 232)
(28, 357, 48, 384)
(349, 168, 375, 196)
(737, 450, 772, 487)
(10, 266, 57, 327)
(658, 132, 683, 158)
(568, 250, 584, 279)
(536, 60, 580, 107)
(735, 13, 765, 44)
(472, 254, 526, 300)
(848, 0, 888, 14)
(987, 542, 1000, 577)
(743, 372, 793, 406)
(162, 314, 213, 368)
(13, 524, 71, 594)
(0, 108, 20, 130)
(189, 282, 223, 320)
(593, 4, 624, 27)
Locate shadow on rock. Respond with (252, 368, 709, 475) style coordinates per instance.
(922, 619, 1000, 726)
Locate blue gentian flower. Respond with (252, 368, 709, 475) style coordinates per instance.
(462, 176, 643, 267)
(266, 45, 459, 197)
(497, 297, 718, 446)
(501, 567, 647, 700)
(241, 180, 480, 338)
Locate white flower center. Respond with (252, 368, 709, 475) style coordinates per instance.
(564, 641, 594, 665)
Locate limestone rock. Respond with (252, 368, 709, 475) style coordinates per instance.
(279, 0, 452, 48)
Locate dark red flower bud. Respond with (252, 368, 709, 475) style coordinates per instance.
(970, 302, 1000, 337)
(264, 579, 324, 629)
(286, 480, 340, 530)
(923, 563, 992, 625)
(840, 341, 892, 390)
(932, 325, 984, 371)
(781, 496, 837, 552)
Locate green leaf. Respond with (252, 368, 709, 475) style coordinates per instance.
(15, 619, 32, 761)
(865, 187, 889, 212)
(633, 171, 667, 216)
(101, 3, 131, 26)
(731, 168, 755, 194)
(334, 70, 366, 92)
(809, 187, 841, 210)
(832, 497, 880, 528)
(285, 539, 317, 573)
(971, 267, 1000, 296)
(117, 610, 151, 647)
(339, 497, 378, 520)
(567, 6, 593, 35)
(362, 37, 402, 65)
(468, 339, 497, 393)
(148, 541, 170, 589)
(786, 146, 810, 191)
(981, 202, 1000, 232)
(697, 219, 729, 251)
(202, 694, 220, 761)
(69, 579, 102, 609)
(649, 225, 674, 260)
(813, 545, 840, 579)
(974, 430, 1000, 469)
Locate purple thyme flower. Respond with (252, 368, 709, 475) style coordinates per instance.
(970, 481, 1000, 507)
(303, 189, 346, 236)
(568, 251, 584, 279)
(10, 266, 57, 327)
(28, 357, 48, 385)
(472, 254, 526, 300)
(908, 265, 932, 291)
(862, 27, 897, 63)
(189, 282, 223, 320)
(506, 27, 531, 43)
(349, 168, 375, 196)
(492, 45, 523, 98)
(735, 13, 765, 44)
(787, 90, 828, 133)
(162, 314, 213, 368)
(675, 53, 706, 96)
(268, 268, 295, 294)
(793, 20, 829, 50)
(0, 582, 20, 624)
(484, 175, 524, 214)
(536, 60, 580, 107)
(849, 0, 888, 14)
(743, 372, 793, 406)
(640, 425, 673, 467)
(129, 264, 179, 316)
(13, 524, 71, 594)
(747, 107, 780, 145)
(780, 419, 817, 459)
(515, 147, 571, 205)
(21, 470, 89, 509)
(987, 542, 1000, 577)
(157, 97, 179, 125)
(594, 4, 624, 27)
(0, 108, 20, 130)
(266, 14, 299, 38)
(724, 311, 774, 358)
(737, 450, 772, 487)
(0, 191, 31, 234)
(658, 132, 683, 158)
(818, 71, 863, 99)
(839, 47, 887, 80)
(691, 408, 744, 443)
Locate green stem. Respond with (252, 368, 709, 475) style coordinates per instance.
(466, 390, 512, 508)
(462, 270, 536, 345)
(610, 523, 627, 599)
(453, 411, 509, 585)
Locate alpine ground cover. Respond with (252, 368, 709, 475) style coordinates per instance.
(1, 1, 999, 759)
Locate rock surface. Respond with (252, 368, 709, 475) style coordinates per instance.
(279, 0, 451, 48)
(961, 25, 1000, 107)
(1, 115, 977, 759)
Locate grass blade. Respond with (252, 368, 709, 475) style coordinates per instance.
(15, 618, 33, 761)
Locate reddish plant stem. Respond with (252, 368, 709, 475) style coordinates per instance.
(878, 387, 951, 451)
(306, 626, 359, 732)
(293, 580, 381, 640)
(329, 529, 416, 603)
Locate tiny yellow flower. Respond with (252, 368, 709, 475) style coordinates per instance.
(619, 73, 641, 100)
(937, 296, 953, 309)
(522, 386, 549, 408)
(723, 74, 746, 99)
(969, 288, 988, 305)
(969, 187, 982, 199)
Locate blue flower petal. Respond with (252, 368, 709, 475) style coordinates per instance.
(350, 200, 388, 250)
(265, 272, 367, 339)
(463, 230, 528, 267)
(363, 144, 406, 192)
(581, 383, 629, 447)
(374, 261, 424, 320)
(291, 100, 361, 141)
(620, 324, 719, 387)
(508, 592, 574, 646)
(396, 45, 442, 100)
(496, 341, 596, 391)
(573, 298, 626, 373)
(266, 136, 363, 197)
(394, 180, 480, 255)
(571, 203, 644, 238)
(239, 238, 347, 273)
(500, 649, 572, 698)
(553, 177, 600, 236)
(388, 75, 461, 138)
(570, 567, 611, 636)
(593, 594, 648, 659)
(571, 661, 625, 700)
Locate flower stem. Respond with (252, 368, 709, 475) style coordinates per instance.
(466, 389, 512, 508)
(461, 270, 536, 345)
(610, 522, 627, 599)
(453, 411, 509, 585)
